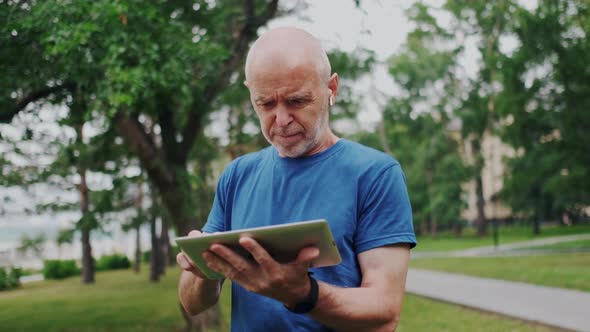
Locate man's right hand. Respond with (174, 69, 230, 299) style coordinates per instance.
(176, 230, 210, 280)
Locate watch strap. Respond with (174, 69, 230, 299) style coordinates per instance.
(286, 272, 319, 314)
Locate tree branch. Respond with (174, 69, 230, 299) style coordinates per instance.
(114, 111, 198, 234)
(0, 82, 75, 123)
(158, 98, 184, 165)
(179, 0, 279, 157)
(113, 112, 174, 188)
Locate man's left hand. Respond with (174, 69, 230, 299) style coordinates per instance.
(202, 237, 319, 307)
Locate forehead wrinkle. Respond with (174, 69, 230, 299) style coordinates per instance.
(286, 91, 313, 100)
(254, 94, 274, 103)
(254, 86, 313, 101)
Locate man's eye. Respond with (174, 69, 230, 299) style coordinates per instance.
(288, 99, 307, 107)
(260, 101, 275, 109)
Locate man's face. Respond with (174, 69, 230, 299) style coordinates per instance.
(247, 66, 333, 158)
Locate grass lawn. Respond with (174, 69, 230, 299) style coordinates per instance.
(519, 239, 590, 251)
(0, 268, 231, 332)
(0, 268, 559, 331)
(411, 253, 590, 292)
(398, 295, 554, 332)
(415, 223, 590, 252)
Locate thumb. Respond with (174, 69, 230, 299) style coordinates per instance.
(296, 247, 320, 265)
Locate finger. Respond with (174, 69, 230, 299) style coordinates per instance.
(209, 244, 252, 274)
(239, 237, 277, 269)
(295, 247, 320, 265)
(188, 230, 202, 237)
(203, 250, 239, 280)
(176, 252, 195, 271)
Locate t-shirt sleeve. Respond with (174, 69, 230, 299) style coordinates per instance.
(201, 163, 234, 233)
(355, 163, 417, 253)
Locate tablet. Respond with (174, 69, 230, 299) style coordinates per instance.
(175, 219, 342, 280)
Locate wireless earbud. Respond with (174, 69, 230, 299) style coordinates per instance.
(329, 96, 334, 106)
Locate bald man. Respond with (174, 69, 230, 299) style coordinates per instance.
(177, 27, 416, 331)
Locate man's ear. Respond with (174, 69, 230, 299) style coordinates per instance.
(328, 73, 339, 101)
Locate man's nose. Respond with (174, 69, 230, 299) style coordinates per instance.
(275, 106, 293, 127)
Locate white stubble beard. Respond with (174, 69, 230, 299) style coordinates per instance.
(271, 109, 329, 158)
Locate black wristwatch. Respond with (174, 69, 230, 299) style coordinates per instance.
(286, 272, 319, 314)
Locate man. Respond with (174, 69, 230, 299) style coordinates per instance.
(177, 27, 416, 331)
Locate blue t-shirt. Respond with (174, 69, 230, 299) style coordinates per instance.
(203, 139, 416, 332)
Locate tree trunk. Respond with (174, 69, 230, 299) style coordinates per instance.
(430, 218, 438, 238)
(150, 213, 160, 282)
(134, 181, 144, 273)
(161, 217, 175, 268)
(76, 123, 94, 284)
(158, 218, 167, 277)
(475, 172, 487, 236)
(114, 113, 200, 237)
(533, 194, 543, 235)
(425, 169, 437, 238)
(533, 218, 541, 235)
(420, 219, 429, 236)
(453, 221, 463, 237)
(471, 139, 488, 237)
(134, 224, 141, 273)
(81, 225, 94, 284)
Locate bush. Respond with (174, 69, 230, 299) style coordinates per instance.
(142, 250, 151, 263)
(0, 266, 22, 291)
(42, 260, 80, 280)
(95, 254, 131, 271)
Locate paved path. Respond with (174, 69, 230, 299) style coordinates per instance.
(413, 233, 590, 259)
(406, 268, 590, 331)
(20, 274, 44, 283)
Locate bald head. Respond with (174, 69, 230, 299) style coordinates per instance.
(244, 27, 331, 84)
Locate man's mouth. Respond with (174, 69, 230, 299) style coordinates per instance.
(275, 132, 302, 144)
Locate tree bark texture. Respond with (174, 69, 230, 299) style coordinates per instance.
(134, 181, 143, 273)
(76, 124, 95, 284)
(471, 139, 488, 236)
(150, 213, 161, 283)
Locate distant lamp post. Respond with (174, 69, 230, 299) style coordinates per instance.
(493, 219, 499, 248)
(490, 193, 500, 249)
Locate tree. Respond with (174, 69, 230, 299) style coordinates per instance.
(360, 3, 470, 237)
(17, 233, 45, 258)
(440, 0, 520, 236)
(55, 228, 75, 259)
(0, 0, 281, 241)
(498, 0, 590, 231)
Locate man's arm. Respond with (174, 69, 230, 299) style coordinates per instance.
(177, 231, 224, 315)
(178, 269, 222, 315)
(205, 238, 411, 331)
(308, 244, 410, 331)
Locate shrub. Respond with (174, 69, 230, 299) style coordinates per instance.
(0, 266, 23, 290)
(7, 267, 22, 288)
(0, 267, 6, 290)
(142, 250, 151, 263)
(95, 254, 131, 271)
(42, 260, 80, 280)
